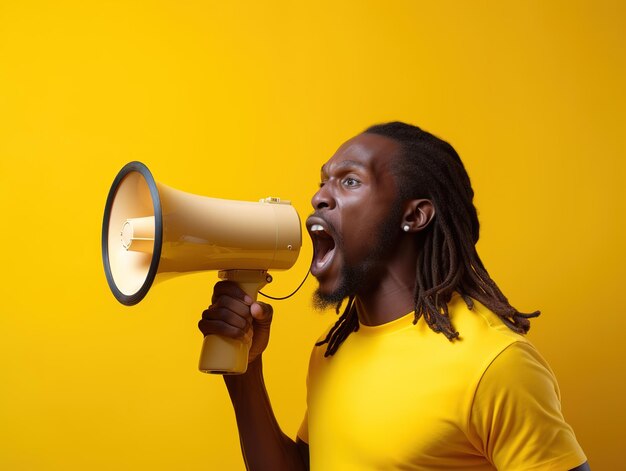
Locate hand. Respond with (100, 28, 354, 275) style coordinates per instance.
(198, 281, 274, 364)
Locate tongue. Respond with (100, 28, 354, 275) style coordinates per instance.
(317, 246, 336, 267)
(313, 232, 336, 271)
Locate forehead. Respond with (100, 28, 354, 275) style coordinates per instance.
(321, 133, 402, 176)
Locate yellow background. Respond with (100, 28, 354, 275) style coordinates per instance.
(1, 1, 624, 469)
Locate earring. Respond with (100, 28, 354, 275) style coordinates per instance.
(402, 224, 410, 232)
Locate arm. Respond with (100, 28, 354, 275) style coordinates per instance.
(198, 281, 309, 471)
(225, 357, 310, 471)
(570, 462, 590, 471)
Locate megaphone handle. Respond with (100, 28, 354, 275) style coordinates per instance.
(198, 269, 270, 375)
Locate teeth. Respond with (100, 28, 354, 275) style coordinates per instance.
(311, 224, 324, 232)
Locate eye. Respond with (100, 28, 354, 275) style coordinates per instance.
(342, 177, 361, 188)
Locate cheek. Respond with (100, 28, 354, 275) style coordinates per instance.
(337, 194, 391, 256)
(341, 215, 379, 259)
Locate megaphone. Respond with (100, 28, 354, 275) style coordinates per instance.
(102, 161, 301, 374)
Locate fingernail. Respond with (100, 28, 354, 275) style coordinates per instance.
(244, 295, 253, 304)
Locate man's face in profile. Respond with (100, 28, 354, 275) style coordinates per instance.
(306, 133, 404, 307)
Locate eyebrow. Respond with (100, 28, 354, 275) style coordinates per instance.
(321, 160, 367, 175)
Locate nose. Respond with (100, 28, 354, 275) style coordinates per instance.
(311, 184, 335, 210)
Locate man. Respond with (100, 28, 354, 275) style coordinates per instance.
(198, 122, 589, 470)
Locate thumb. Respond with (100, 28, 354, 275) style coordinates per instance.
(250, 301, 273, 324)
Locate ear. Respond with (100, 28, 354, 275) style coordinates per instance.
(401, 199, 435, 232)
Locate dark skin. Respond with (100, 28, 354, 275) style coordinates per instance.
(198, 133, 590, 471)
(309, 134, 433, 324)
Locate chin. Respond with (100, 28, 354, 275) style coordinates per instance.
(311, 256, 380, 310)
(312, 272, 356, 310)
(313, 288, 343, 310)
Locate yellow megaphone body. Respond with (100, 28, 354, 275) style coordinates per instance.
(102, 161, 301, 374)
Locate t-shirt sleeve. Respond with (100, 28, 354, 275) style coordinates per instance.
(296, 362, 311, 443)
(467, 341, 587, 471)
(297, 409, 309, 444)
(297, 344, 320, 445)
(297, 326, 334, 445)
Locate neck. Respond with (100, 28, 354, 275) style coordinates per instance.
(354, 236, 418, 326)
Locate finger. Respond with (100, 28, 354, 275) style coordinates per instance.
(202, 295, 252, 328)
(201, 305, 251, 330)
(211, 281, 254, 305)
(198, 318, 251, 340)
(250, 301, 273, 323)
(210, 294, 253, 318)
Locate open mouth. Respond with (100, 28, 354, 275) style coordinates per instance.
(307, 219, 337, 277)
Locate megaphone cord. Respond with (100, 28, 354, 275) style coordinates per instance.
(259, 270, 310, 301)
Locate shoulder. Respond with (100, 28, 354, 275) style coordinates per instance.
(442, 296, 533, 382)
(472, 341, 561, 413)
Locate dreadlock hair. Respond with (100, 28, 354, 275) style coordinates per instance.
(316, 121, 540, 357)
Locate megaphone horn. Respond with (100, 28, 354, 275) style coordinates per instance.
(102, 161, 302, 374)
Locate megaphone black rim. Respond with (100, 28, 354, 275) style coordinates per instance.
(102, 161, 163, 306)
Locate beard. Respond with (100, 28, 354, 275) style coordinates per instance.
(313, 202, 404, 310)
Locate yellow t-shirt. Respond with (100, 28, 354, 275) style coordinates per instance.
(297, 294, 586, 470)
